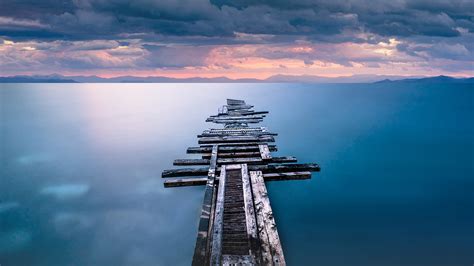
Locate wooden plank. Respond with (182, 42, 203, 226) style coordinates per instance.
(211, 119, 263, 124)
(187, 145, 277, 154)
(241, 164, 260, 260)
(174, 158, 210, 165)
(259, 144, 272, 160)
(219, 156, 296, 165)
(211, 110, 269, 117)
(164, 177, 209, 187)
(202, 151, 261, 159)
(227, 99, 246, 105)
(250, 171, 286, 265)
(198, 132, 277, 138)
(207, 114, 265, 121)
(221, 255, 256, 264)
(162, 163, 320, 178)
(226, 104, 253, 110)
(248, 163, 321, 173)
(210, 166, 227, 265)
(263, 171, 311, 181)
(192, 145, 218, 266)
(163, 171, 312, 187)
(198, 136, 274, 144)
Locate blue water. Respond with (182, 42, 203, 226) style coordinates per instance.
(1, 83, 473, 266)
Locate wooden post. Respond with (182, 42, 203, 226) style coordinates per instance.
(192, 145, 218, 266)
(250, 171, 286, 265)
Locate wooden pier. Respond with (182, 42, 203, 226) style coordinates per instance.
(162, 99, 320, 265)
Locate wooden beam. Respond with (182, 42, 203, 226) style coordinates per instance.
(162, 164, 319, 178)
(211, 119, 263, 124)
(210, 166, 227, 265)
(174, 158, 210, 165)
(198, 136, 275, 144)
(226, 104, 253, 110)
(263, 171, 312, 181)
(206, 114, 265, 121)
(250, 171, 286, 265)
(187, 145, 277, 154)
(241, 164, 260, 260)
(164, 177, 210, 187)
(173, 156, 296, 166)
(202, 151, 261, 159)
(219, 156, 296, 165)
(227, 99, 246, 105)
(163, 171, 313, 187)
(259, 144, 272, 160)
(192, 145, 218, 266)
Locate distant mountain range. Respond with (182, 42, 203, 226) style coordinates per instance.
(0, 74, 472, 84)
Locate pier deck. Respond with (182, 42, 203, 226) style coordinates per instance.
(161, 99, 320, 265)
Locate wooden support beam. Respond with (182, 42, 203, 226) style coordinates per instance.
(174, 158, 210, 165)
(263, 171, 311, 181)
(173, 156, 296, 166)
(192, 145, 218, 266)
(164, 177, 210, 187)
(227, 99, 246, 105)
(198, 132, 277, 138)
(219, 156, 296, 165)
(241, 164, 260, 260)
(211, 119, 263, 124)
(259, 144, 272, 160)
(248, 163, 321, 173)
(206, 114, 265, 121)
(162, 171, 313, 187)
(162, 163, 319, 178)
(250, 171, 286, 265)
(198, 136, 275, 144)
(202, 152, 261, 159)
(226, 104, 253, 110)
(210, 166, 227, 265)
(187, 145, 277, 154)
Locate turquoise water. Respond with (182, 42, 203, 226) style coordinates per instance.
(1, 83, 473, 266)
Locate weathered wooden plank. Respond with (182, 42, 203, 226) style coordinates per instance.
(174, 158, 210, 165)
(226, 104, 253, 110)
(250, 171, 286, 265)
(187, 145, 277, 154)
(163, 171, 313, 187)
(207, 114, 265, 121)
(198, 136, 275, 144)
(211, 110, 269, 117)
(202, 151, 261, 159)
(227, 99, 246, 105)
(241, 164, 260, 260)
(219, 156, 297, 165)
(210, 166, 226, 265)
(222, 255, 256, 265)
(164, 177, 210, 187)
(192, 145, 218, 266)
(259, 144, 272, 160)
(162, 163, 320, 178)
(263, 171, 311, 181)
(198, 132, 277, 138)
(248, 163, 321, 173)
(175, 156, 296, 166)
(211, 119, 263, 124)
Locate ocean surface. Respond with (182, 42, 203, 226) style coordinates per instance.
(0, 83, 473, 266)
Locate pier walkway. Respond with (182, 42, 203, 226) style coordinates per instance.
(162, 99, 320, 265)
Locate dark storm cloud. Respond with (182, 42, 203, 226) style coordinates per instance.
(1, 0, 473, 41)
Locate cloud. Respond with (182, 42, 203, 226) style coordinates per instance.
(0, 0, 472, 77)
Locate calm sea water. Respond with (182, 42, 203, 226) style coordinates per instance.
(1, 83, 473, 266)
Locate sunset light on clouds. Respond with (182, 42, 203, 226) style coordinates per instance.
(1, 0, 473, 79)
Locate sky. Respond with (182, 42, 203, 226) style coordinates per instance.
(0, 0, 473, 79)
